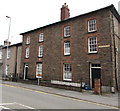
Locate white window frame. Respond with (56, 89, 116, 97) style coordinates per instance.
(63, 64, 72, 81)
(88, 19, 97, 32)
(64, 42, 70, 55)
(36, 63, 42, 76)
(64, 26, 70, 37)
(39, 33, 44, 42)
(88, 37, 98, 53)
(0, 50, 2, 59)
(25, 48, 29, 58)
(5, 65, 9, 75)
(38, 45, 43, 57)
(26, 36, 30, 44)
(7, 48, 10, 59)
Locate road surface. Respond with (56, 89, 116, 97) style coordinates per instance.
(0, 83, 119, 110)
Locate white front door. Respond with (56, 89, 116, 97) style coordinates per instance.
(23, 64, 28, 80)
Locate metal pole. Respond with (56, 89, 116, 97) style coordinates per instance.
(38, 78, 40, 85)
(6, 16, 11, 41)
(5, 16, 11, 78)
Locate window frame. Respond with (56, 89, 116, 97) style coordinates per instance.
(63, 64, 72, 81)
(36, 63, 42, 77)
(39, 33, 44, 42)
(38, 45, 43, 57)
(64, 26, 70, 37)
(88, 19, 97, 32)
(25, 47, 29, 58)
(26, 36, 30, 45)
(7, 48, 10, 59)
(0, 50, 2, 59)
(88, 37, 98, 53)
(5, 65, 9, 75)
(64, 41, 70, 56)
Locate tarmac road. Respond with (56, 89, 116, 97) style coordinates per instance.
(1, 83, 119, 110)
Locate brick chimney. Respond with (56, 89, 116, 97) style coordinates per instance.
(61, 3, 70, 21)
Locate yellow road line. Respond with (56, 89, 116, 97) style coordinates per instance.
(1, 83, 119, 109)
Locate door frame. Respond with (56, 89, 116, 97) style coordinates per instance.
(23, 64, 29, 80)
(90, 63, 101, 88)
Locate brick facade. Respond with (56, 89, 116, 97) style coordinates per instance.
(20, 4, 120, 92)
(2, 43, 22, 78)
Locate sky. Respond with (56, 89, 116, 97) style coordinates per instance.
(0, 0, 120, 45)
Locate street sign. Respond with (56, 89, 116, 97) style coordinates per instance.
(36, 74, 42, 78)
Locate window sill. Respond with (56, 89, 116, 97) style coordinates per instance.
(25, 57, 29, 59)
(64, 54, 70, 56)
(26, 43, 30, 45)
(87, 30, 97, 33)
(64, 35, 71, 38)
(63, 79, 72, 82)
(38, 40, 44, 43)
(38, 56, 43, 58)
(88, 52, 98, 54)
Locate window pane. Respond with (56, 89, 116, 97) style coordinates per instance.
(36, 63, 42, 76)
(88, 20, 97, 32)
(38, 45, 43, 57)
(25, 48, 29, 58)
(63, 64, 72, 80)
(88, 37, 97, 53)
(26, 36, 30, 44)
(64, 42, 70, 55)
(39, 33, 44, 42)
(64, 26, 70, 37)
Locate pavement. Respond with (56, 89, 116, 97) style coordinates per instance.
(1, 80, 119, 108)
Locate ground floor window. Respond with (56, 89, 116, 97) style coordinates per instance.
(63, 64, 72, 81)
(5, 65, 9, 75)
(36, 63, 42, 78)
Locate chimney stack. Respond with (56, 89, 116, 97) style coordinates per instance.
(61, 3, 70, 21)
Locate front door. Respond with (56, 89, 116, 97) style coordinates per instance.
(90, 64, 101, 88)
(92, 68, 101, 88)
(23, 64, 29, 80)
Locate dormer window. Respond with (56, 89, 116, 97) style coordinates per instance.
(88, 19, 97, 32)
(26, 36, 30, 44)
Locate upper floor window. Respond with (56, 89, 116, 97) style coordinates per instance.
(39, 33, 44, 42)
(38, 45, 43, 57)
(88, 37, 97, 53)
(64, 26, 70, 37)
(64, 42, 70, 55)
(25, 47, 29, 58)
(7, 48, 10, 59)
(0, 50, 2, 59)
(26, 36, 30, 44)
(88, 19, 97, 32)
(63, 64, 72, 81)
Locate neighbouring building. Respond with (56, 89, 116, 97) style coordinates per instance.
(2, 41, 22, 79)
(0, 45, 3, 79)
(20, 4, 120, 92)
